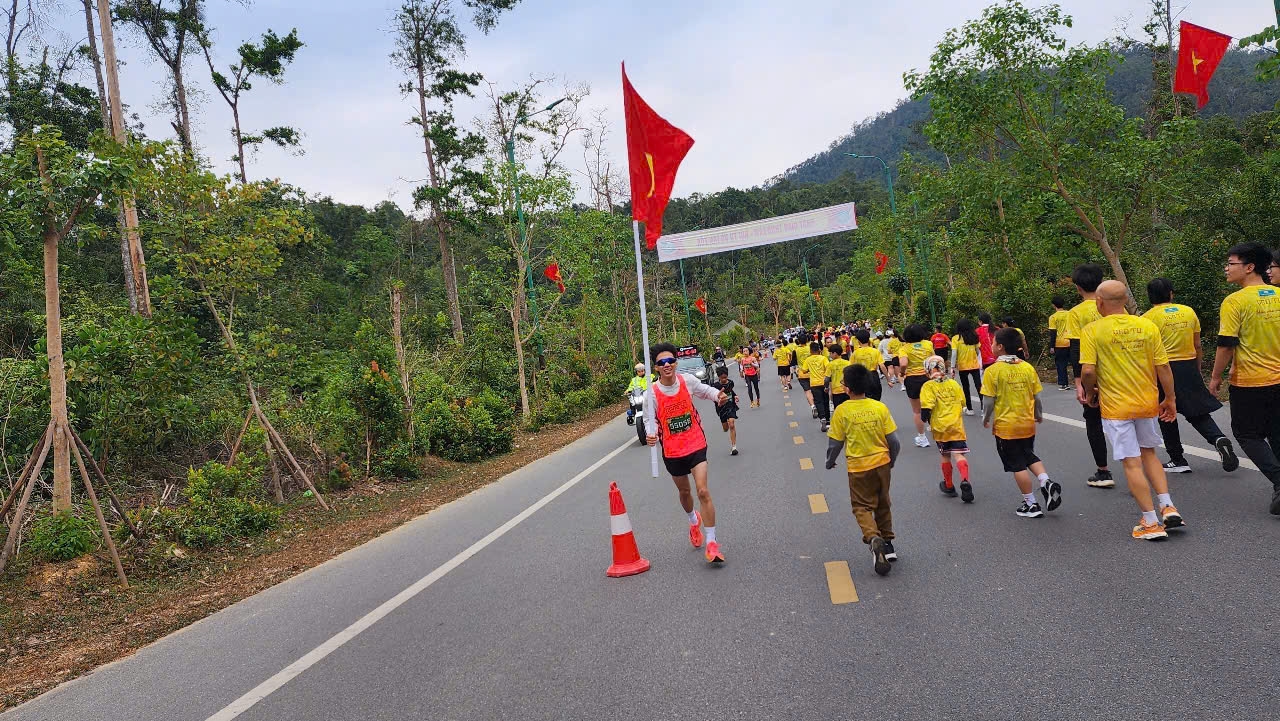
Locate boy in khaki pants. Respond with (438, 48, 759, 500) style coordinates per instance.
(825, 364, 902, 576)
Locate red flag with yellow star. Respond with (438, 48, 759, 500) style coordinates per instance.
(1174, 22, 1231, 109)
(694, 297, 707, 315)
(623, 63, 694, 249)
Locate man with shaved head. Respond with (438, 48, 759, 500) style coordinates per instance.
(1081, 280, 1183, 541)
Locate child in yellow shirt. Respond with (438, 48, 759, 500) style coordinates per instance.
(920, 356, 974, 502)
(826, 364, 902, 576)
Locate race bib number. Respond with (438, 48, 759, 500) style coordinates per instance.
(666, 413, 694, 434)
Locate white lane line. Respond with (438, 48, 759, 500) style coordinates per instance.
(1041, 413, 1257, 471)
(205, 437, 636, 721)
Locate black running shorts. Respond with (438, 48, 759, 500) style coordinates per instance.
(995, 436, 1039, 473)
(904, 374, 927, 400)
(663, 447, 709, 478)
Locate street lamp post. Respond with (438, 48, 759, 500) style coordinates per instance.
(507, 96, 568, 358)
(679, 259, 693, 341)
(911, 201, 938, 328)
(845, 153, 903, 274)
(801, 243, 822, 326)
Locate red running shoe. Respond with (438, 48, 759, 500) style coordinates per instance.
(705, 540, 725, 564)
(689, 511, 703, 548)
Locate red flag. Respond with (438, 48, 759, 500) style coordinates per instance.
(543, 262, 565, 293)
(1174, 22, 1231, 109)
(622, 63, 694, 249)
(694, 297, 707, 315)
(874, 251, 889, 275)
(813, 290, 821, 302)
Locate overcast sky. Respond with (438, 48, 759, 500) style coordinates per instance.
(43, 0, 1278, 209)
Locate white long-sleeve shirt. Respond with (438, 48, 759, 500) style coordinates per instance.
(642, 373, 723, 436)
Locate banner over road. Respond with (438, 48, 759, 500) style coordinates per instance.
(656, 202, 858, 263)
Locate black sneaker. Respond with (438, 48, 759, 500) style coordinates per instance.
(1270, 485, 1280, 516)
(939, 480, 958, 497)
(883, 540, 898, 562)
(959, 481, 974, 503)
(1216, 437, 1239, 473)
(1040, 479, 1063, 512)
(870, 536, 891, 576)
(1086, 470, 1115, 488)
(811, 406, 818, 419)
(1162, 459, 1192, 474)
(1016, 501, 1044, 518)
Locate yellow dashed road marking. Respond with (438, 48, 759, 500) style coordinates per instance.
(808, 493, 829, 513)
(785, 402, 792, 407)
(786, 411, 794, 417)
(789, 421, 798, 428)
(793, 436, 805, 445)
(799, 457, 814, 470)
(824, 561, 859, 604)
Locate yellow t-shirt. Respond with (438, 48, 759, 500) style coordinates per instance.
(852, 346, 882, 373)
(804, 353, 829, 386)
(951, 336, 980, 371)
(1064, 299, 1102, 341)
(980, 361, 1042, 440)
(898, 341, 933, 377)
(1079, 314, 1169, 421)
(826, 357, 851, 395)
(775, 345, 792, 366)
(828, 398, 897, 473)
(1048, 310, 1071, 348)
(887, 338, 903, 356)
(1218, 285, 1280, 388)
(1141, 303, 1200, 362)
(919, 378, 967, 442)
(794, 345, 813, 377)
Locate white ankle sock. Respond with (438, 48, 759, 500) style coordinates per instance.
(687, 510, 699, 525)
(1157, 493, 1172, 507)
(1022, 493, 1036, 506)
(705, 526, 716, 544)
(1142, 510, 1158, 525)
(1037, 473, 1050, 486)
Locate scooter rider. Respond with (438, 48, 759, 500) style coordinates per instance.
(625, 363, 652, 424)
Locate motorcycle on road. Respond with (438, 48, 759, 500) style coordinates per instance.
(626, 387, 647, 446)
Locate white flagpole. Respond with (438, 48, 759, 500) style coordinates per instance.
(633, 220, 660, 478)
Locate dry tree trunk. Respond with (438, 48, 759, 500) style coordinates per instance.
(43, 227, 72, 513)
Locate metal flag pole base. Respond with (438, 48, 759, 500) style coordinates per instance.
(633, 220, 659, 479)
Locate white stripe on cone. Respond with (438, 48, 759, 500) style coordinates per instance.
(610, 512, 633, 536)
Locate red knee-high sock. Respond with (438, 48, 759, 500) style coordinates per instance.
(940, 461, 954, 489)
(956, 456, 970, 482)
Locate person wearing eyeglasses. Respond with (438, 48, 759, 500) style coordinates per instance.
(1268, 249, 1280, 285)
(643, 342, 730, 564)
(1210, 243, 1280, 515)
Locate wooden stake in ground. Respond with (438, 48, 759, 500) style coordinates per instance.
(0, 424, 55, 576)
(70, 436, 128, 587)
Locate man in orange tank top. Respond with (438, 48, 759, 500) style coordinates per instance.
(644, 342, 730, 564)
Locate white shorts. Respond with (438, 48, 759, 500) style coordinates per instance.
(1102, 417, 1162, 461)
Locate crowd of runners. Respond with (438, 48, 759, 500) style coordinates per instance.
(638, 243, 1280, 575)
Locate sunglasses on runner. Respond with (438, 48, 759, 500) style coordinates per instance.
(654, 357, 678, 367)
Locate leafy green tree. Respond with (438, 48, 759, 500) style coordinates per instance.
(199, 27, 305, 183)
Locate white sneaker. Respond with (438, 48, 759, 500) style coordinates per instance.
(963, 408, 975, 416)
(914, 434, 930, 448)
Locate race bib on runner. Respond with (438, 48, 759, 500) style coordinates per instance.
(666, 412, 694, 434)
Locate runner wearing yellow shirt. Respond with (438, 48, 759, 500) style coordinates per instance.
(1142, 279, 1237, 474)
(825, 344, 852, 412)
(898, 324, 935, 448)
(775, 336, 793, 391)
(949, 319, 983, 415)
(804, 341, 832, 431)
(794, 340, 815, 416)
(1048, 297, 1072, 391)
(1209, 243, 1280, 514)
(852, 329, 886, 400)
(1064, 263, 1113, 489)
(1081, 281, 1182, 540)
(825, 364, 902, 575)
(920, 356, 974, 502)
(981, 328, 1061, 518)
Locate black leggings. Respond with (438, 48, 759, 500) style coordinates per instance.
(745, 375, 761, 403)
(957, 370, 981, 410)
(1082, 402, 1108, 469)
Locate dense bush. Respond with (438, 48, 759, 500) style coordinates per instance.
(152, 461, 280, 548)
(28, 511, 98, 561)
(417, 389, 515, 462)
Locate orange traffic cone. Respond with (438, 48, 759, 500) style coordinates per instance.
(607, 481, 650, 578)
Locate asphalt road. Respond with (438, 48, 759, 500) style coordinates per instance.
(6, 366, 1279, 721)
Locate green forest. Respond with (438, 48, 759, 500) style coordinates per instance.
(1, 0, 1278, 589)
